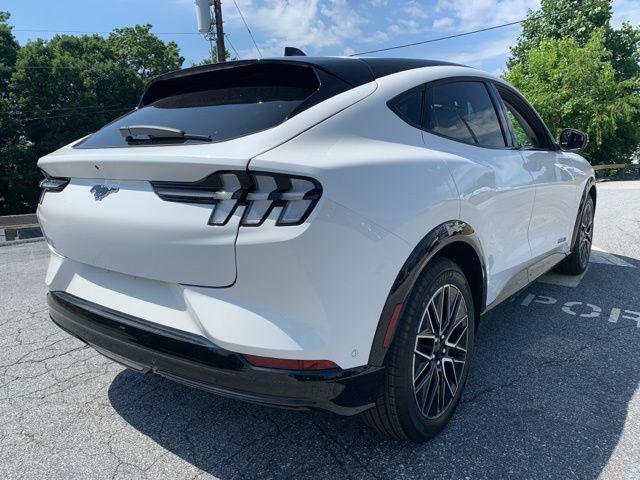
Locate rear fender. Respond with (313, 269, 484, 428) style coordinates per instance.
(569, 177, 596, 250)
(367, 220, 487, 367)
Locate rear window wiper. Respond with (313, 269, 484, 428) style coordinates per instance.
(119, 125, 212, 144)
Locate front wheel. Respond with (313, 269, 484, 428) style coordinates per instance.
(362, 257, 475, 442)
(557, 196, 594, 275)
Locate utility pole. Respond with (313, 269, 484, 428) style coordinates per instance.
(212, 0, 226, 62)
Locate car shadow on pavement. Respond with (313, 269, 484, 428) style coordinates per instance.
(108, 256, 640, 479)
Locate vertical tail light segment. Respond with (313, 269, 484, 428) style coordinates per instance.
(39, 175, 70, 203)
(151, 171, 322, 227)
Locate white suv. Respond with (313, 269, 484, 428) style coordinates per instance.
(38, 57, 595, 442)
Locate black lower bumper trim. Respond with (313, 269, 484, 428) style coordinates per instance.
(47, 291, 383, 415)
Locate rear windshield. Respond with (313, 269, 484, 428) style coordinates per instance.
(77, 63, 321, 148)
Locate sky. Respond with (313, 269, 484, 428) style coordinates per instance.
(4, 0, 640, 75)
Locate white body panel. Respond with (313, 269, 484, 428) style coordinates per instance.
(45, 198, 412, 368)
(522, 150, 583, 257)
(433, 137, 536, 304)
(38, 62, 594, 369)
(39, 179, 241, 287)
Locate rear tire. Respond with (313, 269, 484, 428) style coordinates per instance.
(556, 196, 594, 275)
(362, 257, 475, 442)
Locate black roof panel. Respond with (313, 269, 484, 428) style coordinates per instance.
(141, 57, 464, 106)
(358, 57, 463, 79)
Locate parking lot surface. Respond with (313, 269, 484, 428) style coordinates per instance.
(1, 181, 639, 480)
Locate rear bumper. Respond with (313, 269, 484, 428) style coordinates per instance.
(47, 291, 383, 415)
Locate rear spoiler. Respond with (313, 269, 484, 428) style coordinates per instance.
(139, 58, 374, 107)
(140, 57, 463, 107)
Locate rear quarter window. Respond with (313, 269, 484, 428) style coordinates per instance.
(388, 87, 424, 129)
(425, 81, 505, 148)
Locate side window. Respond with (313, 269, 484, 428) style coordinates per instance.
(425, 81, 505, 147)
(503, 101, 540, 149)
(388, 87, 423, 129)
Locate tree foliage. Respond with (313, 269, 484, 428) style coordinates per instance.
(509, 0, 613, 67)
(107, 24, 183, 80)
(0, 13, 184, 214)
(506, 0, 640, 165)
(0, 11, 19, 93)
(506, 30, 640, 164)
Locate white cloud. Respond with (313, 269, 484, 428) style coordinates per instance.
(399, 2, 430, 19)
(223, 0, 366, 56)
(362, 30, 390, 44)
(436, 0, 539, 30)
(172, 0, 368, 56)
(388, 16, 427, 35)
(432, 16, 455, 29)
(398, 18, 423, 33)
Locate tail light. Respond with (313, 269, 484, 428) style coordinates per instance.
(39, 177, 70, 192)
(39, 174, 70, 203)
(152, 171, 322, 227)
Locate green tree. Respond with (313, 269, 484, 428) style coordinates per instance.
(107, 24, 183, 80)
(0, 11, 19, 94)
(0, 20, 186, 214)
(192, 44, 236, 67)
(506, 30, 640, 165)
(9, 35, 142, 154)
(0, 11, 28, 214)
(509, 0, 639, 80)
(507, 0, 640, 164)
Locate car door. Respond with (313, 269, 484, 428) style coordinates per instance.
(492, 83, 578, 260)
(420, 78, 536, 305)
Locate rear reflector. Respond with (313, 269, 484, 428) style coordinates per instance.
(382, 303, 403, 348)
(243, 354, 339, 371)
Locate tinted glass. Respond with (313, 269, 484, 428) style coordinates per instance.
(78, 64, 320, 148)
(425, 81, 505, 147)
(389, 88, 423, 128)
(504, 101, 540, 148)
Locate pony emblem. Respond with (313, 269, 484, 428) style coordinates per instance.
(90, 185, 119, 201)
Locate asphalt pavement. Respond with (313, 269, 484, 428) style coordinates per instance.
(1, 181, 639, 480)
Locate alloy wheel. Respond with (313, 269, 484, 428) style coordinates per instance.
(579, 201, 594, 267)
(412, 284, 469, 419)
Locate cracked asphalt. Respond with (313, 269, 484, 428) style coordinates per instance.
(1, 181, 640, 480)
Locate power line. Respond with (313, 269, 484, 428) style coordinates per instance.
(14, 28, 199, 36)
(350, 19, 527, 56)
(231, 0, 262, 58)
(225, 33, 241, 59)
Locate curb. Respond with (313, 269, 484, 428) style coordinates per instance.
(0, 237, 45, 248)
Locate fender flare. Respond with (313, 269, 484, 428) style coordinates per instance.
(367, 220, 487, 367)
(569, 177, 597, 251)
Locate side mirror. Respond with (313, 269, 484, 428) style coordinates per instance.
(559, 128, 589, 153)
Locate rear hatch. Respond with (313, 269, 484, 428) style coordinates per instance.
(37, 59, 376, 287)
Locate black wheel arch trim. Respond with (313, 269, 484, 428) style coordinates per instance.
(367, 220, 487, 367)
(570, 177, 597, 250)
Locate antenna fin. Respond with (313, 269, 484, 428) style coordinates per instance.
(284, 47, 306, 57)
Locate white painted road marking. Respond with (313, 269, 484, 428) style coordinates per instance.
(538, 269, 587, 288)
(590, 246, 635, 267)
(537, 245, 635, 288)
(520, 294, 640, 328)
